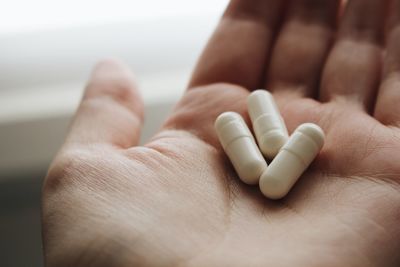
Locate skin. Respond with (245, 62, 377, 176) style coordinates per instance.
(42, 0, 400, 266)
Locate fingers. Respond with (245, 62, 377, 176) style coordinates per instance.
(266, 0, 340, 98)
(319, 0, 386, 111)
(189, 0, 286, 90)
(65, 59, 144, 148)
(375, 0, 400, 126)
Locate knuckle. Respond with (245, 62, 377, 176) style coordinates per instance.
(44, 149, 94, 193)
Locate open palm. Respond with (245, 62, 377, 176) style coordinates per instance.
(43, 1, 400, 266)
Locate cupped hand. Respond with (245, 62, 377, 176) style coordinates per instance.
(42, 1, 400, 266)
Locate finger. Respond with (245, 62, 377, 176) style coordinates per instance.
(319, 0, 386, 111)
(266, 0, 340, 98)
(375, 0, 400, 126)
(65, 59, 144, 148)
(189, 0, 286, 90)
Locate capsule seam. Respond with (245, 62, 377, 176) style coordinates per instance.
(223, 135, 253, 149)
(298, 132, 320, 151)
(254, 113, 275, 121)
(254, 116, 282, 127)
(259, 128, 285, 139)
(281, 147, 307, 167)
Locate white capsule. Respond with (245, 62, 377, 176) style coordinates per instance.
(215, 112, 268, 185)
(247, 90, 289, 159)
(259, 123, 325, 199)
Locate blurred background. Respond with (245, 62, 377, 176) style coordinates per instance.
(0, 0, 228, 265)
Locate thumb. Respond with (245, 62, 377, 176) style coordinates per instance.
(65, 59, 144, 148)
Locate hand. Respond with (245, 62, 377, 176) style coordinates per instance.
(42, 1, 400, 266)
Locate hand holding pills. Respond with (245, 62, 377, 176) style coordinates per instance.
(40, 0, 400, 265)
(215, 90, 324, 199)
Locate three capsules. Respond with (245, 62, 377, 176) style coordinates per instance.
(215, 90, 325, 200)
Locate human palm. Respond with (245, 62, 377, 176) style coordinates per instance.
(43, 1, 400, 266)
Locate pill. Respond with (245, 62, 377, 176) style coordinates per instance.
(215, 112, 268, 185)
(259, 123, 324, 199)
(247, 90, 289, 159)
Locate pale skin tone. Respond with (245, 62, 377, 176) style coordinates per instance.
(42, 0, 400, 266)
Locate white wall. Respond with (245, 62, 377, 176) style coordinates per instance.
(0, 2, 229, 176)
